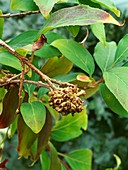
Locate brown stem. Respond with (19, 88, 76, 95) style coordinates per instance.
(0, 79, 50, 89)
(0, 10, 40, 18)
(83, 77, 104, 90)
(59, 158, 71, 170)
(17, 60, 25, 113)
(0, 39, 56, 90)
(0, 39, 103, 91)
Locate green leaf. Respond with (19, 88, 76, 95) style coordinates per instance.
(103, 67, 128, 112)
(94, 41, 117, 72)
(49, 142, 62, 170)
(8, 30, 38, 49)
(41, 56, 73, 77)
(91, 23, 106, 46)
(61, 164, 67, 170)
(40, 150, 50, 170)
(35, 43, 61, 58)
(51, 39, 95, 75)
(11, 0, 38, 11)
(34, 0, 60, 18)
(45, 31, 64, 44)
(114, 154, 121, 169)
(123, 61, 128, 67)
(0, 10, 4, 39)
(100, 83, 128, 118)
(66, 26, 80, 37)
(20, 101, 46, 133)
(64, 149, 92, 170)
(17, 115, 37, 158)
(23, 83, 36, 96)
(0, 87, 6, 101)
(0, 87, 19, 128)
(105, 154, 121, 170)
(91, 0, 120, 17)
(115, 34, 128, 65)
(0, 51, 21, 71)
(37, 88, 49, 99)
(54, 73, 80, 82)
(8, 117, 18, 138)
(37, 5, 122, 37)
(51, 108, 88, 142)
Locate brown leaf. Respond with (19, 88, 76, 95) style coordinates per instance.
(0, 86, 19, 128)
(17, 115, 37, 158)
(32, 34, 47, 52)
(35, 110, 52, 160)
(0, 158, 8, 169)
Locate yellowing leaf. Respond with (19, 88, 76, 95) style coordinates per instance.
(34, 0, 60, 18)
(77, 74, 92, 83)
(0, 87, 19, 128)
(37, 5, 123, 37)
(41, 56, 73, 77)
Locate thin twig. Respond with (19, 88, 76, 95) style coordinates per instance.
(0, 39, 103, 91)
(17, 60, 25, 113)
(0, 39, 56, 90)
(7, 73, 21, 82)
(0, 79, 50, 89)
(59, 158, 71, 170)
(83, 78, 104, 90)
(80, 28, 89, 45)
(0, 10, 40, 18)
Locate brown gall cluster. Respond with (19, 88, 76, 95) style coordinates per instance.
(48, 86, 85, 116)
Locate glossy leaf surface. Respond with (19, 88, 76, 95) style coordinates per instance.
(41, 56, 73, 77)
(35, 43, 61, 58)
(103, 67, 128, 112)
(8, 30, 38, 49)
(49, 142, 62, 170)
(34, 0, 60, 18)
(0, 87, 19, 128)
(0, 10, 4, 38)
(37, 5, 122, 36)
(100, 83, 128, 118)
(11, 0, 38, 11)
(40, 150, 50, 170)
(51, 39, 95, 75)
(91, 23, 106, 46)
(94, 42, 117, 72)
(91, 0, 120, 16)
(0, 51, 21, 71)
(64, 149, 92, 170)
(66, 26, 80, 37)
(20, 101, 46, 133)
(51, 109, 87, 142)
(115, 34, 128, 65)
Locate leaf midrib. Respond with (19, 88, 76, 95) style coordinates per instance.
(52, 115, 84, 131)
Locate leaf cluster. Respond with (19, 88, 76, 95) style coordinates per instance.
(0, 0, 128, 170)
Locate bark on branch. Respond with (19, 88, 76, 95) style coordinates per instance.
(0, 10, 40, 18)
